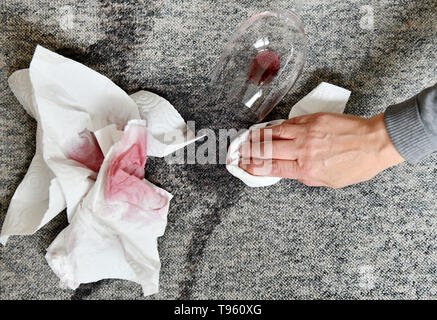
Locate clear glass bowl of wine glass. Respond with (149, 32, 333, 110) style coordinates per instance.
(211, 10, 308, 124)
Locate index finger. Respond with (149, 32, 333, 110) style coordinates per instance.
(250, 123, 304, 141)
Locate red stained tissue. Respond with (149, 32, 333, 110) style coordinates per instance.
(104, 124, 168, 212)
(65, 129, 104, 173)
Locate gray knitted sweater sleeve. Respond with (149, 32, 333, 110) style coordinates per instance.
(384, 83, 437, 163)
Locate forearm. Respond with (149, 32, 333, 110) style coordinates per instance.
(384, 83, 437, 163)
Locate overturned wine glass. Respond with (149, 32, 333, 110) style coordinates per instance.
(210, 10, 308, 125)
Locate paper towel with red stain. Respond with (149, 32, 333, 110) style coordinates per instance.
(1, 45, 197, 296)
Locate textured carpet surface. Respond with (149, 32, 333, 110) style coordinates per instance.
(1, 0, 437, 299)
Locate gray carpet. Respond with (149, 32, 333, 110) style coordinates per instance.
(1, 0, 437, 300)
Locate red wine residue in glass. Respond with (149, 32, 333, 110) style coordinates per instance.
(248, 49, 280, 86)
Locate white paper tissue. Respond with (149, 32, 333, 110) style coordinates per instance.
(46, 120, 172, 295)
(226, 82, 352, 187)
(1, 45, 197, 295)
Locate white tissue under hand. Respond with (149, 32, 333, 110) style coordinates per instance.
(226, 82, 351, 187)
(226, 120, 284, 188)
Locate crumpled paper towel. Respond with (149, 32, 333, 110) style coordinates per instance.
(226, 82, 352, 187)
(0, 45, 197, 295)
(46, 120, 172, 294)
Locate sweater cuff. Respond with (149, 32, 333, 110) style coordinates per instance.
(384, 97, 437, 163)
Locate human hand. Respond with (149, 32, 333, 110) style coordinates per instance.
(239, 112, 404, 188)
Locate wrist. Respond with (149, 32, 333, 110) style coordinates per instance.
(366, 113, 404, 169)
